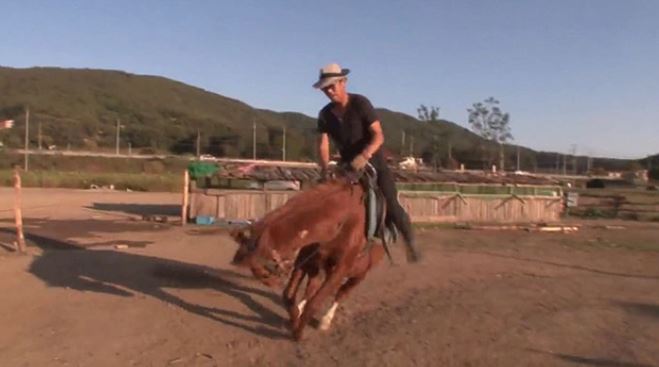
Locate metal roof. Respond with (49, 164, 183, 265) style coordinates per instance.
(213, 162, 559, 186)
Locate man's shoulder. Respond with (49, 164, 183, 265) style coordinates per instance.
(319, 102, 333, 117)
(349, 94, 375, 113)
(349, 93, 371, 105)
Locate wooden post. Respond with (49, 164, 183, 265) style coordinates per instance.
(181, 170, 189, 225)
(13, 169, 26, 253)
(196, 128, 201, 159)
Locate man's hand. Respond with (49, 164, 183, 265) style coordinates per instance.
(319, 167, 333, 182)
(350, 153, 368, 171)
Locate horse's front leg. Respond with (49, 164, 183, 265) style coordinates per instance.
(319, 243, 383, 331)
(282, 266, 305, 327)
(288, 262, 322, 329)
(292, 264, 347, 341)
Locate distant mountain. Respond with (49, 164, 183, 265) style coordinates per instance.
(0, 66, 637, 171)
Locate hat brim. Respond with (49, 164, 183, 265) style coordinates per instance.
(312, 69, 350, 89)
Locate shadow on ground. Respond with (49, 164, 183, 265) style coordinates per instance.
(615, 301, 659, 321)
(0, 217, 168, 248)
(528, 349, 656, 367)
(88, 203, 181, 217)
(2, 218, 288, 340)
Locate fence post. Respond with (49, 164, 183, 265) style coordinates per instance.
(13, 168, 26, 253)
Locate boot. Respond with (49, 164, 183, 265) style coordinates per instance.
(400, 225, 421, 263)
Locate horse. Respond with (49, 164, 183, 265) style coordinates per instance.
(231, 176, 384, 340)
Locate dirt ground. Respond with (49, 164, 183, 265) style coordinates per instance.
(1, 187, 658, 367)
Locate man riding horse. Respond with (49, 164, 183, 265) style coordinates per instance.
(230, 64, 422, 340)
(313, 63, 420, 263)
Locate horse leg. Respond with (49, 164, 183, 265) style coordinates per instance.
(319, 244, 385, 331)
(285, 245, 321, 323)
(282, 266, 305, 326)
(290, 263, 322, 334)
(292, 265, 347, 341)
(293, 238, 362, 340)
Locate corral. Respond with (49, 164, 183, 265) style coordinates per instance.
(187, 162, 564, 224)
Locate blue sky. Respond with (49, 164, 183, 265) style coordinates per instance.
(2, 0, 657, 158)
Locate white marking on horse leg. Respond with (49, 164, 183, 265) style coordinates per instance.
(319, 302, 339, 331)
(297, 299, 307, 315)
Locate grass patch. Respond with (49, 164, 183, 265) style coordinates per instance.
(0, 170, 182, 192)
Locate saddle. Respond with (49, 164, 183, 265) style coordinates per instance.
(339, 164, 397, 264)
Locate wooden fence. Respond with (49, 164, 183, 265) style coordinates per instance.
(567, 189, 659, 221)
(189, 186, 563, 224)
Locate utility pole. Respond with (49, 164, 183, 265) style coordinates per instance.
(282, 126, 286, 161)
(24, 107, 29, 171)
(555, 153, 560, 174)
(447, 141, 453, 161)
(196, 128, 201, 158)
(38, 121, 42, 150)
(410, 135, 414, 157)
(516, 146, 520, 172)
(570, 144, 578, 175)
(401, 130, 406, 156)
(115, 118, 120, 155)
(648, 156, 653, 171)
(128, 143, 132, 156)
(252, 120, 256, 160)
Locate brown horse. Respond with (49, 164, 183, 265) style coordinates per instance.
(231, 178, 384, 340)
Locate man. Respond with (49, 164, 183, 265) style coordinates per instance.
(313, 63, 419, 263)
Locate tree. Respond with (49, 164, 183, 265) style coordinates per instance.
(417, 105, 440, 123)
(418, 104, 449, 168)
(467, 97, 512, 170)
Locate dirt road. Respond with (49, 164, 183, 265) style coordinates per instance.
(1, 188, 658, 366)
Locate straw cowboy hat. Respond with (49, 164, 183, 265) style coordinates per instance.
(312, 63, 350, 89)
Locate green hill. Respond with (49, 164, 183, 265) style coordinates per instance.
(0, 66, 645, 172)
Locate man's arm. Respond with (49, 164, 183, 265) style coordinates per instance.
(317, 132, 330, 170)
(350, 120, 384, 171)
(362, 120, 385, 159)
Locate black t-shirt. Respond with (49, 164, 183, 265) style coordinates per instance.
(317, 93, 385, 168)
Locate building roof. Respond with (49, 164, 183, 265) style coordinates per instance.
(213, 162, 559, 186)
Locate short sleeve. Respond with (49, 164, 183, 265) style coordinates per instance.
(317, 111, 328, 134)
(359, 96, 379, 127)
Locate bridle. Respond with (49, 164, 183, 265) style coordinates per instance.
(253, 248, 294, 278)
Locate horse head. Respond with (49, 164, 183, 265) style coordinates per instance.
(230, 225, 292, 288)
(230, 226, 256, 266)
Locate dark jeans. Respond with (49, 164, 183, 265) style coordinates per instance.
(375, 164, 415, 249)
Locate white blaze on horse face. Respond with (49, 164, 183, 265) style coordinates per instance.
(298, 229, 309, 239)
(319, 302, 339, 331)
(297, 299, 307, 315)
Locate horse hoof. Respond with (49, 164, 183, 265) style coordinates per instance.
(292, 329, 304, 341)
(319, 321, 331, 331)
